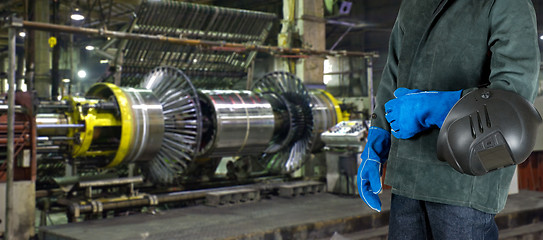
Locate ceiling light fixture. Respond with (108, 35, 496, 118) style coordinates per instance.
(71, 8, 85, 21)
(77, 70, 87, 79)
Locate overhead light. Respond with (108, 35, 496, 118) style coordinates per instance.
(540, 35, 543, 40)
(62, 78, 71, 83)
(71, 8, 85, 21)
(77, 70, 87, 79)
(19, 32, 26, 38)
(99, 59, 109, 64)
(85, 45, 95, 51)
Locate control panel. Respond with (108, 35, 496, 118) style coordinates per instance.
(321, 120, 367, 147)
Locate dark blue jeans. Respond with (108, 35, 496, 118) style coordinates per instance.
(388, 194, 498, 240)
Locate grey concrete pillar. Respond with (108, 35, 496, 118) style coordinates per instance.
(276, 0, 325, 85)
(295, 0, 325, 85)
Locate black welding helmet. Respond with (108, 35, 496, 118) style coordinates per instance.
(437, 88, 542, 176)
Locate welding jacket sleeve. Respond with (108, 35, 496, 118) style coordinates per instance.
(384, 88, 462, 139)
(370, 17, 401, 133)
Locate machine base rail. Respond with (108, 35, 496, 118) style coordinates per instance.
(55, 180, 325, 221)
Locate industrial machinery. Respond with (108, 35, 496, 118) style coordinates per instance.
(0, 0, 378, 236)
(37, 83, 164, 169)
(321, 120, 367, 148)
(18, 0, 349, 190)
(0, 67, 343, 225)
(321, 120, 368, 195)
(0, 0, 347, 224)
(32, 67, 344, 188)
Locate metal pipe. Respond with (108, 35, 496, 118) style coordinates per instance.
(37, 136, 77, 141)
(36, 145, 61, 151)
(36, 124, 85, 129)
(0, 123, 28, 131)
(330, 26, 353, 51)
(64, 188, 211, 215)
(0, 137, 29, 145)
(0, 105, 24, 112)
(62, 181, 295, 218)
(35, 113, 72, 136)
(366, 57, 374, 115)
(78, 176, 144, 188)
(21, 20, 378, 58)
(5, 21, 16, 240)
(38, 100, 69, 107)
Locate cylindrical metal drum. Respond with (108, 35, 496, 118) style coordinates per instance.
(121, 87, 165, 163)
(85, 83, 164, 167)
(199, 90, 275, 157)
(308, 89, 343, 152)
(36, 113, 71, 136)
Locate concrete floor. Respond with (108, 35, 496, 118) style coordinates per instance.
(38, 190, 543, 240)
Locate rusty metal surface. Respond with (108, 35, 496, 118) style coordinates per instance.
(0, 92, 37, 182)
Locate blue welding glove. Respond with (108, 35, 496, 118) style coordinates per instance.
(384, 88, 462, 139)
(357, 127, 391, 212)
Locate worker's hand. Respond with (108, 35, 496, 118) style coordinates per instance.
(384, 88, 462, 139)
(357, 127, 391, 212)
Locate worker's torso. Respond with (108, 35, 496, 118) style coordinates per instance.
(384, 0, 520, 214)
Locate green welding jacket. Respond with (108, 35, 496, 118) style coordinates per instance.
(373, 0, 540, 214)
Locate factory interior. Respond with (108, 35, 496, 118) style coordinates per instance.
(1, 0, 543, 239)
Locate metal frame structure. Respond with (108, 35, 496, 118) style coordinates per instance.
(19, 20, 378, 58)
